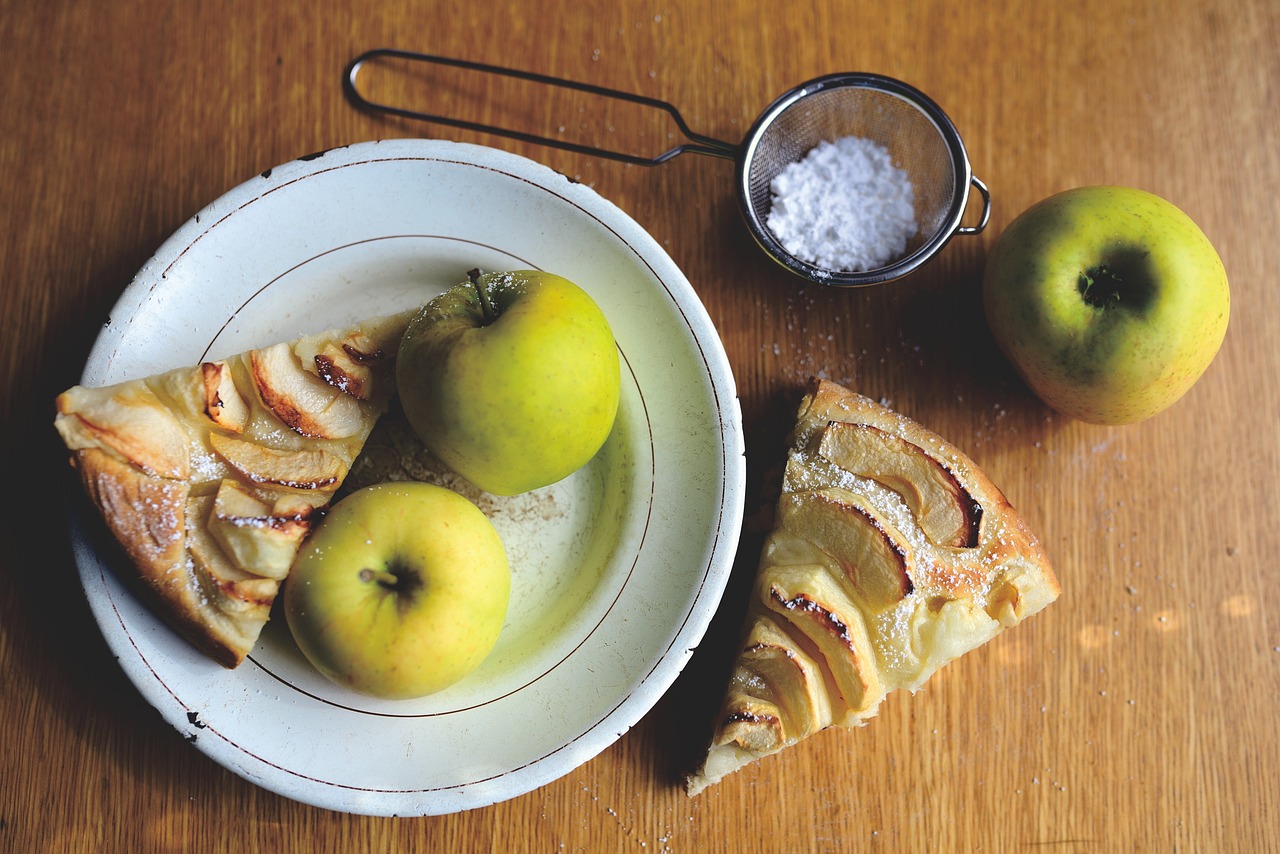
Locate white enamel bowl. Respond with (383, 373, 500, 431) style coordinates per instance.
(67, 139, 746, 816)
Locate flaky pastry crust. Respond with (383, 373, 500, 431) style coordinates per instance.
(56, 310, 415, 667)
(687, 378, 1059, 794)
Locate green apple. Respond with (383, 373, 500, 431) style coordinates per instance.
(283, 482, 510, 699)
(982, 186, 1229, 425)
(396, 270, 621, 495)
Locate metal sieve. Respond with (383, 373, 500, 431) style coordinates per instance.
(345, 49, 989, 288)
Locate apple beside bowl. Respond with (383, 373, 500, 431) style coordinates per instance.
(983, 185, 1229, 426)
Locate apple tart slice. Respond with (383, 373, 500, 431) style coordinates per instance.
(687, 378, 1059, 794)
(55, 309, 416, 668)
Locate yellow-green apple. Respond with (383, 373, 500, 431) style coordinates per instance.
(982, 185, 1229, 425)
(396, 270, 620, 495)
(283, 482, 510, 699)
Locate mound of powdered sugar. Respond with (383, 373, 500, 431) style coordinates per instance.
(766, 136, 918, 273)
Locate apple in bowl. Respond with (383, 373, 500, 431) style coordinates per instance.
(283, 482, 510, 699)
(982, 185, 1229, 425)
(396, 270, 621, 496)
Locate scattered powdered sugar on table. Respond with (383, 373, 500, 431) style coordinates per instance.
(767, 136, 918, 272)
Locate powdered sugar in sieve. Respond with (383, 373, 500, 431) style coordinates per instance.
(765, 136, 917, 273)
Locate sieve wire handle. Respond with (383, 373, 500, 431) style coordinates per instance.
(956, 175, 991, 235)
(344, 48, 739, 167)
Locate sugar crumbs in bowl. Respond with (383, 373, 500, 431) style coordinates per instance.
(766, 136, 918, 273)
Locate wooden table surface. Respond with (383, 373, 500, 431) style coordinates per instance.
(3, 0, 1277, 850)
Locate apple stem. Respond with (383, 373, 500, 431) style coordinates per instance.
(359, 567, 401, 589)
(472, 279, 498, 325)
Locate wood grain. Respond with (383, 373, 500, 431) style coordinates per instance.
(3, 0, 1277, 850)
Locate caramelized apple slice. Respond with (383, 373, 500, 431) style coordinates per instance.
(733, 614, 834, 741)
(817, 422, 980, 548)
(250, 342, 366, 439)
(200, 361, 249, 432)
(54, 383, 191, 479)
(716, 690, 785, 755)
(701, 614, 837, 787)
(309, 342, 378, 400)
(776, 489, 912, 613)
(269, 490, 328, 518)
(208, 479, 315, 579)
(186, 496, 281, 620)
(687, 686, 787, 796)
(208, 432, 347, 492)
(293, 308, 416, 400)
(760, 563, 884, 721)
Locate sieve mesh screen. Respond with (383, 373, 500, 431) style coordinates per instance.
(746, 86, 960, 264)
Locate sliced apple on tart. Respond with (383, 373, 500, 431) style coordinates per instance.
(813, 421, 980, 549)
(687, 378, 1060, 795)
(208, 479, 319, 581)
(54, 308, 416, 667)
